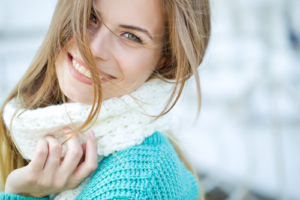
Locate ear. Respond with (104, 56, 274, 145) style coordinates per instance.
(157, 55, 171, 70)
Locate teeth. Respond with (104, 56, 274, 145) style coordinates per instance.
(85, 70, 91, 78)
(71, 58, 111, 80)
(78, 66, 86, 74)
(72, 58, 92, 79)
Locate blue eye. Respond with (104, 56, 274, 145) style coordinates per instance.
(123, 33, 142, 44)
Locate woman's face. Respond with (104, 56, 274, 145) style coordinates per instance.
(55, 0, 166, 104)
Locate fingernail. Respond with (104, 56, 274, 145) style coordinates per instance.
(62, 127, 72, 134)
(89, 131, 96, 140)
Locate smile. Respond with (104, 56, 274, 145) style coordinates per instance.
(71, 55, 108, 80)
(72, 59, 93, 79)
(67, 53, 116, 85)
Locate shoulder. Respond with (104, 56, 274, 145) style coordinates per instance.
(77, 131, 200, 200)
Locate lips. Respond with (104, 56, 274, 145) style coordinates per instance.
(71, 56, 92, 78)
(67, 53, 116, 85)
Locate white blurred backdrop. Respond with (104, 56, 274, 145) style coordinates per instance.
(0, 0, 299, 200)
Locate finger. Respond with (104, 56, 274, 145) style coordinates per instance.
(77, 144, 87, 166)
(60, 127, 83, 173)
(81, 143, 87, 155)
(29, 138, 48, 171)
(73, 131, 98, 180)
(43, 135, 62, 171)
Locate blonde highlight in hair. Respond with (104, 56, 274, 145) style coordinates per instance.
(0, 0, 210, 199)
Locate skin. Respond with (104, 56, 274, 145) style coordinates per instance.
(5, 130, 98, 198)
(5, 0, 167, 197)
(56, 0, 166, 104)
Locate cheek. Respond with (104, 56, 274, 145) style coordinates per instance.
(119, 49, 158, 80)
(55, 53, 67, 86)
(55, 52, 95, 104)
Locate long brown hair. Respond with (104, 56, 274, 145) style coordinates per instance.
(0, 0, 210, 198)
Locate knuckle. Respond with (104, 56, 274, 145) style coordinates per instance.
(36, 139, 48, 157)
(86, 162, 98, 172)
(37, 149, 48, 157)
(51, 144, 62, 152)
(58, 176, 73, 190)
(69, 149, 83, 158)
(39, 179, 52, 188)
(53, 181, 65, 189)
(50, 174, 67, 189)
(26, 174, 38, 184)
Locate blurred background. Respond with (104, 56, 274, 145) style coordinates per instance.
(0, 0, 299, 199)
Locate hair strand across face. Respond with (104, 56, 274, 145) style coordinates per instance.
(0, 1, 210, 198)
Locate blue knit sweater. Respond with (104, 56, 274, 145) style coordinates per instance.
(0, 131, 200, 199)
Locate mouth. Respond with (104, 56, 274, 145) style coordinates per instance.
(67, 53, 116, 85)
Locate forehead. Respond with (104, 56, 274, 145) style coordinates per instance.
(94, 0, 165, 36)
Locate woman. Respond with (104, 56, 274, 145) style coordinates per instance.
(0, 0, 210, 199)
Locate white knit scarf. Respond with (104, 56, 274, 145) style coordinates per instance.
(3, 78, 173, 200)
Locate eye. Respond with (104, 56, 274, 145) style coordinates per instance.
(90, 13, 97, 24)
(123, 33, 142, 44)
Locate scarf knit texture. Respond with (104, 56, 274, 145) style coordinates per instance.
(2, 78, 176, 200)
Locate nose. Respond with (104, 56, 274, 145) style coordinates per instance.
(89, 25, 111, 61)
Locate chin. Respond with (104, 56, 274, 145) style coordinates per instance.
(66, 96, 93, 104)
(67, 96, 94, 104)
(62, 85, 94, 104)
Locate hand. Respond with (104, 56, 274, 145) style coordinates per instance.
(5, 128, 98, 198)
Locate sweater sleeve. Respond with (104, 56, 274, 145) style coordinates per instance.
(0, 193, 49, 200)
(76, 132, 200, 200)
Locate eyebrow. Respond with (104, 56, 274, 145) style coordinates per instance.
(91, 7, 153, 41)
(119, 24, 153, 41)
